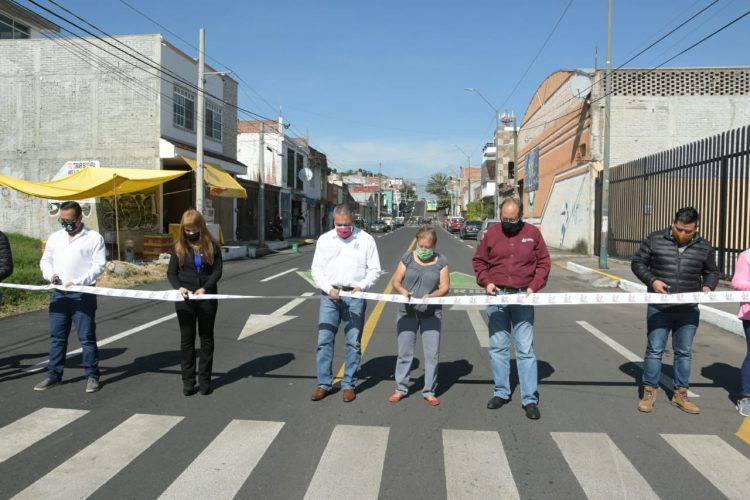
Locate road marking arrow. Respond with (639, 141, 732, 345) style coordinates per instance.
(238, 292, 315, 340)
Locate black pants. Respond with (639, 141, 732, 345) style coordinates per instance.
(175, 299, 217, 386)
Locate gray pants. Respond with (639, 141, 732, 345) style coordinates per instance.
(395, 310, 441, 397)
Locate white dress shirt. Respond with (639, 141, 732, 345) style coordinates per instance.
(40, 225, 106, 286)
(311, 227, 381, 292)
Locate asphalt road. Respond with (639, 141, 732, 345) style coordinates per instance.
(0, 225, 748, 499)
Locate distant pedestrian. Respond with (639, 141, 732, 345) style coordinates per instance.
(731, 249, 750, 417)
(472, 196, 550, 420)
(631, 207, 719, 414)
(297, 213, 305, 238)
(36, 201, 106, 393)
(389, 226, 450, 405)
(167, 209, 223, 396)
(0, 229, 13, 306)
(310, 203, 381, 403)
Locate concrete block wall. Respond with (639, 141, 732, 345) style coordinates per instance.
(0, 35, 161, 240)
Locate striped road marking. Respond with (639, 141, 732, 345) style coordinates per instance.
(0, 408, 88, 464)
(12, 413, 182, 500)
(304, 425, 389, 500)
(576, 321, 699, 398)
(449, 305, 488, 347)
(443, 430, 519, 499)
(662, 434, 750, 500)
(260, 267, 299, 282)
(551, 432, 659, 500)
(159, 420, 284, 500)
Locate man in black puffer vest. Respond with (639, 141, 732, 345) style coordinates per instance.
(631, 207, 719, 415)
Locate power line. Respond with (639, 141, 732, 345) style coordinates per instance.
(520, 5, 750, 134)
(523, 0, 721, 130)
(25, 0, 276, 122)
(497, 0, 575, 111)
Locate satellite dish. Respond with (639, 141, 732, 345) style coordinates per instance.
(569, 75, 592, 99)
(298, 167, 313, 182)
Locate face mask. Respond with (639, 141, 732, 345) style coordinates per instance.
(502, 220, 523, 235)
(415, 248, 434, 261)
(336, 226, 353, 239)
(186, 231, 200, 242)
(60, 219, 78, 234)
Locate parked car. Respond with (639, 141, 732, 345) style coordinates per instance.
(370, 219, 389, 233)
(394, 216, 405, 227)
(476, 219, 501, 244)
(449, 217, 465, 233)
(382, 217, 395, 230)
(442, 218, 451, 229)
(460, 220, 482, 239)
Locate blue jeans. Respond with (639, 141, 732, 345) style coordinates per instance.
(741, 320, 750, 397)
(642, 305, 699, 389)
(487, 300, 537, 405)
(48, 290, 99, 381)
(316, 295, 366, 390)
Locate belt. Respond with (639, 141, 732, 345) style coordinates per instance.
(494, 286, 526, 294)
(333, 286, 355, 292)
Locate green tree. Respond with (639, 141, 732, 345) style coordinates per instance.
(426, 173, 451, 209)
(465, 201, 494, 220)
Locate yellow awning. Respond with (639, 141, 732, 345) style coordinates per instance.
(180, 156, 247, 199)
(0, 167, 188, 200)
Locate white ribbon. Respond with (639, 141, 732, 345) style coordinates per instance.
(1, 283, 748, 306)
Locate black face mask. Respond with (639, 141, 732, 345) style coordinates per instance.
(186, 232, 200, 242)
(60, 219, 79, 234)
(502, 220, 523, 236)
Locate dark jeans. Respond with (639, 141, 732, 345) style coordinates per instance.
(48, 290, 99, 381)
(742, 320, 750, 397)
(175, 299, 217, 386)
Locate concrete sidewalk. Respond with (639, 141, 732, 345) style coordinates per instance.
(221, 237, 315, 261)
(551, 250, 744, 336)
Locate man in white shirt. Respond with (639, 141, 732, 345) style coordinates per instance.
(36, 201, 106, 393)
(311, 204, 381, 402)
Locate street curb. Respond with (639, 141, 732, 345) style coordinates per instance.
(565, 261, 745, 337)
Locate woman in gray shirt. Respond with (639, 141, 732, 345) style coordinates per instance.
(389, 226, 450, 405)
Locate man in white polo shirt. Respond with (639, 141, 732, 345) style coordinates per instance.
(311, 203, 381, 402)
(36, 201, 106, 393)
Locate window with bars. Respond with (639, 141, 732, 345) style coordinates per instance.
(0, 14, 30, 39)
(173, 86, 195, 131)
(205, 100, 222, 141)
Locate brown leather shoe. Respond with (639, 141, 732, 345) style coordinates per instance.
(342, 388, 356, 402)
(311, 387, 332, 401)
(671, 388, 700, 414)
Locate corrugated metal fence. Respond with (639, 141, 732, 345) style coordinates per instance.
(602, 124, 750, 279)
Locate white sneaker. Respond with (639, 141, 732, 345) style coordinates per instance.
(85, 378, 100, 393)
(737, 397, 750, 417)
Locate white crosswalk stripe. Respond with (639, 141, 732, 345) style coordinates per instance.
(159, 419, 284, 500)
(304, 424, 390, 500)
(662, 434, 750, 500)
(443, 429, 519, 499)
(551, 432, 659, 499)
(4, 406, 748, 500)
(0, 408, 88, 465)
(12, 413, 183, 500)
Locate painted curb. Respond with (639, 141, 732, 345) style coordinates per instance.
(565, 261, 745, 337)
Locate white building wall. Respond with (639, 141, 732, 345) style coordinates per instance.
(236, 131, 281, 186)
(0, 35, 161, 239)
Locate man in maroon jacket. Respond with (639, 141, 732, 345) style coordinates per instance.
(472, 197, 551, 420)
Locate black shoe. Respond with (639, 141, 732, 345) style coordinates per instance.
(523, 403, 541, 420)
(487, 396, 510, 410)
(183, 384, 196, 396)
(199, 384, 212, 395)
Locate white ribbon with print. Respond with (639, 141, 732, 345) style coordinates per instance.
(1, 283, 748, 306)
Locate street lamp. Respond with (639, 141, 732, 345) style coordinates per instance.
(465, 87, 501, 218)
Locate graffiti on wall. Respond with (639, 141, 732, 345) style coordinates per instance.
(98, 191, 159, 231)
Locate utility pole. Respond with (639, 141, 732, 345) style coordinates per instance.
(599, 0, 613, 269)
(258, 121, 265, 245)
(195, 28, 205, 213)
(493, 112, 500, 218)
(513, 114, 518, 196)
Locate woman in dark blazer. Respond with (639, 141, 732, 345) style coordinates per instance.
(167, 209, 223, 396)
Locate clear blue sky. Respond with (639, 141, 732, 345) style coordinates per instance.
(30, 0, 750, 192)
